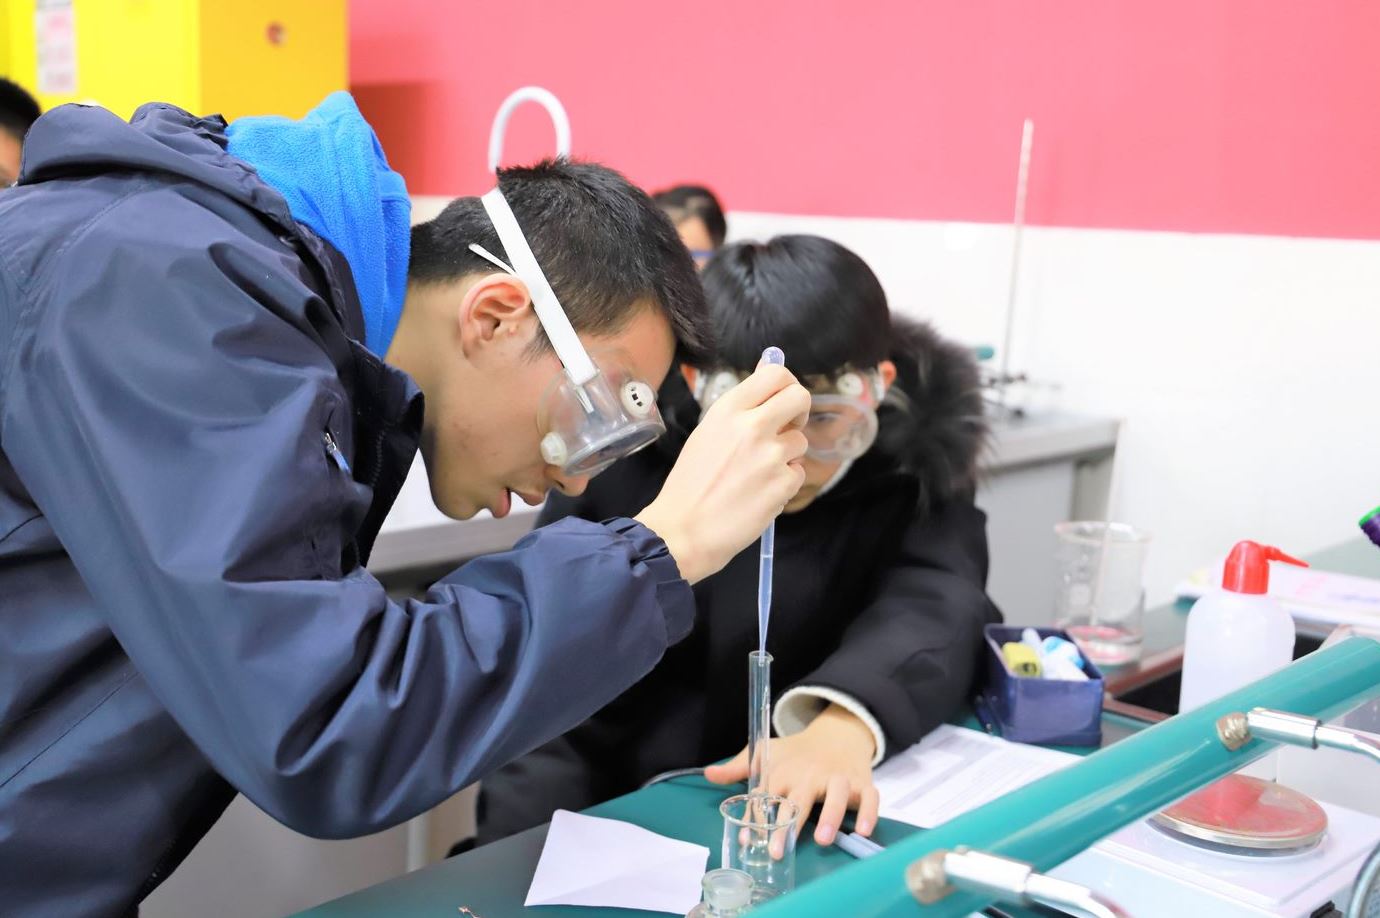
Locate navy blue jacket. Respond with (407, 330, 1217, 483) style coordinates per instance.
(0, 103, 692, 917)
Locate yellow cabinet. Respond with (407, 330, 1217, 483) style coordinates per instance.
(2, 0, 345, 121)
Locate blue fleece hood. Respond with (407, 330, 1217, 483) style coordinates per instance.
(226, 92, 410, 356)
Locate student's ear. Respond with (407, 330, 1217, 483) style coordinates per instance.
(457, 273, 535, 360)
(878, 359, 897, 394)
(680, 364, 698, 390)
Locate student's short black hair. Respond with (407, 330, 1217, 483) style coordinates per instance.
(410, 158, 711, 362)
(0, 78, 40, 142)
(652, 184, 727, 249)
(696, 234, 988, 504)
(698, 235, 890, 376)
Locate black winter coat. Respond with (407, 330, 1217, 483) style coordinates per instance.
(476, 320, 1002, 843)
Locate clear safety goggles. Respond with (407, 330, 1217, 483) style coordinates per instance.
(695, 366, 884, 461)
(470, 189, 666, 479)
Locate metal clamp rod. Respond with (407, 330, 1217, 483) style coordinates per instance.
(908, 848, 1129, 918)
(1317, 722, 1380, 765)
(1219, 707, 1380, 766)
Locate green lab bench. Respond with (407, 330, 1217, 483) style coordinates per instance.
(291, 539, 1378, 918)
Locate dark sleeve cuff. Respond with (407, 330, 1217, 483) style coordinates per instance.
(602, 517, 695, 644)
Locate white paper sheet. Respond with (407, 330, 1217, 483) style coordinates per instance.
(874, 724, 1078, 828)
(525, 809, 710, 914)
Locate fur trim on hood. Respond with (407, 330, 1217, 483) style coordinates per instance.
(867, 316, 988, 508)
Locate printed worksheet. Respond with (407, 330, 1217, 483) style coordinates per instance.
(874, 724, 1079, 828)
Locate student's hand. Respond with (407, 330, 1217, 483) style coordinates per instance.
(635, 363, 809, 584)
(703, 704, 880, 847)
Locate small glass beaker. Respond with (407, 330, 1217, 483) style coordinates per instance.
(720, 793, 798, 903)
(1054, 521, 1151, 666)
(686, 868, 755, 917)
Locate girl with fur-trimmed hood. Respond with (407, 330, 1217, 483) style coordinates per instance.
(470, 235, 1001, 851)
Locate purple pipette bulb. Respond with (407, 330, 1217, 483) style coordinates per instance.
(1362, 506, 1380, 550)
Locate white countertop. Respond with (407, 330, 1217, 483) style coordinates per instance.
(368, 411, 1119, 575)
(983, 411, 1121, 470)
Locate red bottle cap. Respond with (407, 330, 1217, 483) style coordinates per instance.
(1221, 541, 1308, 594)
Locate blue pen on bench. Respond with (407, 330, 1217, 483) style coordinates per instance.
(835, 831, 884, 859)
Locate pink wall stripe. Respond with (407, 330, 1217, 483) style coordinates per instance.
(351, 1, 1380, 240)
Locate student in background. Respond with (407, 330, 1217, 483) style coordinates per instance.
(649, 184, 730, 412)
(470, 234, 1001, 850)
(0, 78, 41, 186)
(653, 184, 727, 267)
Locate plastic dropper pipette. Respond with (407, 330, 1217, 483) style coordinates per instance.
(747, 347, 785, 804)
(757, 346, 784, 656)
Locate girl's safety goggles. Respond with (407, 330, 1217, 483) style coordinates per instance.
(694, 366, 884, 461)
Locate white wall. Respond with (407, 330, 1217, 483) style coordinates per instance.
(142, 787, 477, 918)
(140, 799, 409, 918)
(730, 212, 1380, 605)
(416, 194, 1380, 602)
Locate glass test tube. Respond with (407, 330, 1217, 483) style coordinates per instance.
(747, 650, 772, 802)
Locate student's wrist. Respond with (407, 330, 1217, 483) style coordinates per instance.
(806, 703, 878, 762)
(633, 504, 703, 584)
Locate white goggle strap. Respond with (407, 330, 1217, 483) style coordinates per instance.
(487, 86, 572, 173)
(478, 188, 598, 386)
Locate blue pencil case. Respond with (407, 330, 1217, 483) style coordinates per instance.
(978, 624, 1104, 747)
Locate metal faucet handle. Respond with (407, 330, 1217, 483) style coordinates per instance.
(1217, 706, 1380, 766)
(907, 847, 1130, 918)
